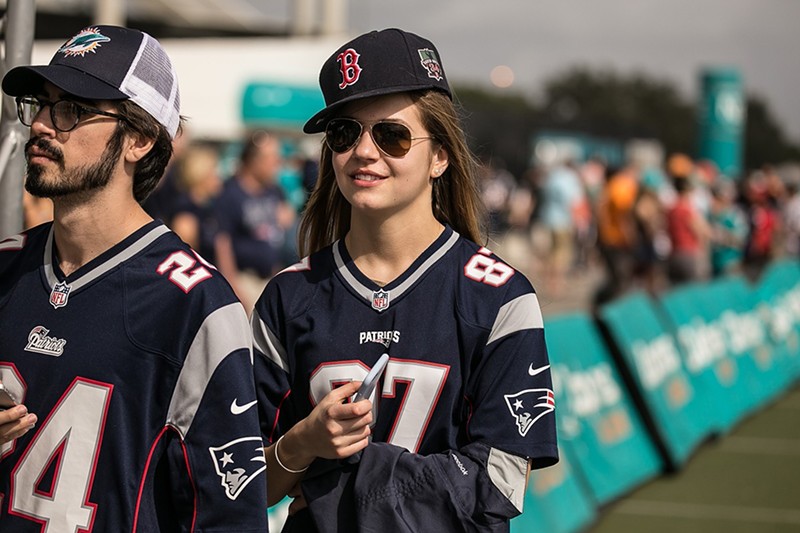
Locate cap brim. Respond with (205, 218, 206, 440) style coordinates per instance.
(2, 64, 128, 101)
(303, 84, 448, 134)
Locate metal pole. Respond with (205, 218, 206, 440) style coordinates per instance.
(0, 0, 35, 237)
(94, 0, 126, 27)
(321, 0, 347, 36)
(292, 0, 316, 36)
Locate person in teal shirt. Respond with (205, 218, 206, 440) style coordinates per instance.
(708, 179, 748, 276)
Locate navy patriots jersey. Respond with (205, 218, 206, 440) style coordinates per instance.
(0, 221, 267, 532)
(253, 226, 557, 531)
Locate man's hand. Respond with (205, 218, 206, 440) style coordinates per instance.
(0, 404, 37, 445)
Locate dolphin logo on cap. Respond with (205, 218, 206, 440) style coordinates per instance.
(58, 28, 111, 57)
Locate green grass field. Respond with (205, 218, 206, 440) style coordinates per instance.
(589, 384, 800, 533)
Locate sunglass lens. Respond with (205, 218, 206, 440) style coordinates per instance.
(326, 119, 361, 153)
(372, 122, 412, 157)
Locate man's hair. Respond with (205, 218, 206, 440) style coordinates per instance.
(117, 100, 181, 203)
(238, 130, 275, 168)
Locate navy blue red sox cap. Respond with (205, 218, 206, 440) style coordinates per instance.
(303, 28, 452, 134)
(2, 25, 181, 139)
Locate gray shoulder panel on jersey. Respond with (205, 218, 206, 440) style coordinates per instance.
(487, 447, 528, 513)
(167, 302, 252, 438)
(251, 311, 289, 372)
(43, 223, 171, 292)
(487, 293, 544, 345)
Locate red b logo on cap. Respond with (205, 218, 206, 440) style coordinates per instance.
(337, 48, 362, 89)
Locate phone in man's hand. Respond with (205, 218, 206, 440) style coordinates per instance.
(0, 382, 19, 410)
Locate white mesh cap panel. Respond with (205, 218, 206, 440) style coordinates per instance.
(119, 33, 180, 138)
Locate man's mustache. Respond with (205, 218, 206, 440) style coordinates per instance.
(25, 137, 64, 164)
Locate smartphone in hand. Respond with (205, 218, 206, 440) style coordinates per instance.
(0, 382, 19, 411)
(354, 353, 389, 402)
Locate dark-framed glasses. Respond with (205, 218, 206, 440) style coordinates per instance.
(325, 118, 436, 158)
(15, 96, 128, 133)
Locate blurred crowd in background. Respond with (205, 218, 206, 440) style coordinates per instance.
(20, 127, 800, 314)
(483, 151, 800, 312)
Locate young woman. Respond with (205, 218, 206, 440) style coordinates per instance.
(252, 28, 557, 532)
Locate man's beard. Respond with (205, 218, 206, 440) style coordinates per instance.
(24, 129, 125, 199)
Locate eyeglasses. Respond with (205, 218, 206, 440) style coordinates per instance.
(325, 118, 436, 158)
(15, 96, 128, 133)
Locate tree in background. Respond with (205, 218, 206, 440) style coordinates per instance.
(453, 67, 799, 178)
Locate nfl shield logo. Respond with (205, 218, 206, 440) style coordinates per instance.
(49, 281, 72, 309)
(372, 289, 390, 312)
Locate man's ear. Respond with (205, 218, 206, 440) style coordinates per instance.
(124, 133, 155, 163)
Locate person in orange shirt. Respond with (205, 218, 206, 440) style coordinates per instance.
(595, 165, 640, 303)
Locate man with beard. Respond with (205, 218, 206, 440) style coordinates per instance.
(0, 26, 267, 531)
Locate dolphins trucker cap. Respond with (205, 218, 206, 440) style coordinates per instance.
(303, 28, 452, 134)
(2, 25, 181, 139)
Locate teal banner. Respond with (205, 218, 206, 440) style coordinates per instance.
(754, 260, 800, 388)
(657, 282, 745, 432)
(705, 276, 780, 412)
(241, 81, 325, 129)
(546, 313, 662, 504)
(511, 446, 596, 533)
(599, 291, 710, 467)
(697, 67, 744, 178)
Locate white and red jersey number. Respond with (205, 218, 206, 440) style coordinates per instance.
(6, 377, 112, 532)
(464, 248, 514, 287)
(308, 358, 449, 453)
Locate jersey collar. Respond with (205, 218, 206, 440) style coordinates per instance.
(333, 225, 459, 312)
(43, 220, 170, 295)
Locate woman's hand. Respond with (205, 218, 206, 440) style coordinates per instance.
(266, 381, 374, 507)
(0, 405, 37, 445)
(283, 381, 373, 468)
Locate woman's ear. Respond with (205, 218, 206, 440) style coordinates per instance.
(431, 146, 449, 179)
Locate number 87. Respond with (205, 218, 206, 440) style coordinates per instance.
(308, 358, 449, 453)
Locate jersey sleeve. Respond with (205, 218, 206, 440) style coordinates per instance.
(251, 276, 300, 444)
(165, 302, 268, 531)
(464, 292, 558, 467)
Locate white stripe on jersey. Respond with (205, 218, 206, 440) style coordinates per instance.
(487, 447, 529, 513)
(167, 302, 252, 437)
(251, 312, 289, 372)
(487, 293, 544, 345)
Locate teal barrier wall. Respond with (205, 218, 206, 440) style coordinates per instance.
(754, 260, 800, 384)
(599, 292, 710, 468)
(657, 282, 745, 433)
(704, 276, 779, 412)
(545, 314, 662, 504)
(511, 447, 596, 533)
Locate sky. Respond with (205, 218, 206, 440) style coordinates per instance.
(345, 0, 800, 143)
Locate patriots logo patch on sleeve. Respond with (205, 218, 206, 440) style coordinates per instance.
(504, 389, 555, 437)
(209, 437, 266, 500)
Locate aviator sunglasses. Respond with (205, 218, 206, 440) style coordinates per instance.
(324, 118, 436, 158)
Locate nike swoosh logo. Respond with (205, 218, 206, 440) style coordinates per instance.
(230, 399, 257, 415)
(528, 364, 550, 376)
